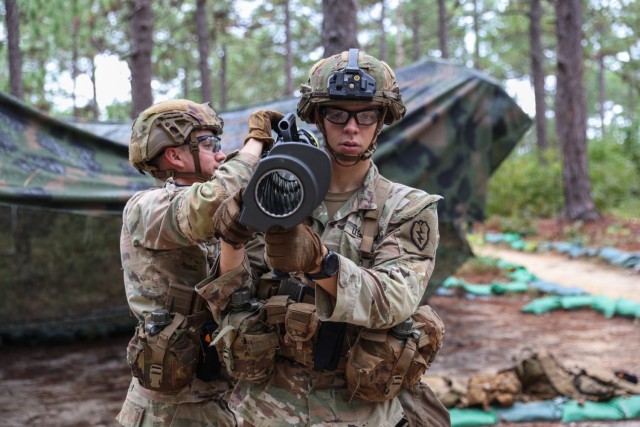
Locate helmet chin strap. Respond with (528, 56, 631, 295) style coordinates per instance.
(151, 132, 211, 181)
(186, 132, 213, 181)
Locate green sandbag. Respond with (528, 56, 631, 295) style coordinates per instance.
(496, 259, 520, 271)
(591, 295, 617, 318)
(491, 281, 529, 294)
(559, 295, 595, 310)
(462, 283, 494, 296)
(502, 233, 522, 244)
(561, 399, 625, 422)
(510, 240, 526, 250)
(450, 408, 498, 427)
(507, 268, 537, 283)
(615, 299, 640, 318)
(443, 276, 467, 288)
(612, 395, 640, 419)
(521, 296, 562, 315)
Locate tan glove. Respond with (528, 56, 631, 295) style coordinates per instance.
(212, 190, 254, 249)
(244, 110, 285, 149)
(265, 224, 324, 273)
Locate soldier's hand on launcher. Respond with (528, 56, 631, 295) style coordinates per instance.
(265, 224, 324, 273)
(244, 109, 285, 149)
(213, 189, 255, 249)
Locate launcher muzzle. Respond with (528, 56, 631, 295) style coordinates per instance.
(239, 113, 331, 232)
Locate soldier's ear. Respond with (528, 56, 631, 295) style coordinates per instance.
(163, 146, 187, 168)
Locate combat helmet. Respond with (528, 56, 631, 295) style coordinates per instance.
(297, 49, 406, 126)
(129, 99, 224, 179)
(297, 49, 405, 165)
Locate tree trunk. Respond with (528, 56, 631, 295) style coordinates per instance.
(598, 53, 605, 138)
(472, 0, 480, 68)
(411, 9, 420, 62)
(127, 0, 154, 119)
(72, 9, 80, 119)
(554, 0, 601, 221)
(220, 43, 228, 110)
(394, 7, 404, 68)
(379, 0, 387, 61)
(438, 0, 448, 59)
(529, 0, 547, 151)
(90, 57, 99, 120)
(5, 0, 24, 99)
(196, 0, 213, 103)
(284, 0, 294, 96)
(322, 0, 358, 57)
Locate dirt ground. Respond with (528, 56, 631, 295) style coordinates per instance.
(0, 246, 639, 427)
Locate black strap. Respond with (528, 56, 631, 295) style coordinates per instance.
(313, 321, 346, 371)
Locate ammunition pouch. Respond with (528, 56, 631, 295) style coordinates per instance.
(126, 283, 218, 392)
(127, 312, 201, 392)
(411, 304, 446, 367)
(346, 327, 426, 402)
(346, 304, 445, 402)
(212, 301, 278, 382)
(280, 302, 320, 368)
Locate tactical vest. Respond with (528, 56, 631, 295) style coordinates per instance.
(219, 176, 445, 403)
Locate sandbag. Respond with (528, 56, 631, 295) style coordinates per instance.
(561, 399, 625, 422)
(495, 398, 564, 423)
(520, 296, 562, 315)
(449, 408, 497, 427)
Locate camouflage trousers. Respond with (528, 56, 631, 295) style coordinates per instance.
(229, 358, 405, 427)
(398, 381, 451, 427)
(116, 378, 238, 427)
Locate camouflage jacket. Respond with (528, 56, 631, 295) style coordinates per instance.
(310, 163, 441, 328)
(198, 162, 442, 426)
(120, 150, 258, 404)
(121, 150, 257, 319)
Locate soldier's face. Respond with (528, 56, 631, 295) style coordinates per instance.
(321, 105, 380, 158)
(181, 129, 227, 178)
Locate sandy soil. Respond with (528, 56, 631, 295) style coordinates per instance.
(474, 245, 640, 302)
(0, 246, 639, 427)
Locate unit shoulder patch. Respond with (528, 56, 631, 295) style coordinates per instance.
(398, 205, 439, 257)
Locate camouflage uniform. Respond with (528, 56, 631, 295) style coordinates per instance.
(194, 50, 449, 427)
(116, 151, 259, 427)
(198, 162, 442, 427)
(117, 99, 261, 427)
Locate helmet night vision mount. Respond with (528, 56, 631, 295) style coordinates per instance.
(238, 113, 331, 232)
(327, 48, 376, 100)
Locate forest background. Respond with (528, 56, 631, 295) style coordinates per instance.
(1, 0, 639, 233)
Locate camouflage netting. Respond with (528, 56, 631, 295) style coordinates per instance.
(0, 58, 531, 342)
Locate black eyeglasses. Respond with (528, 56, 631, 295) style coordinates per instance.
(193, 135, 221, 153)
(321, 107, 381, 126)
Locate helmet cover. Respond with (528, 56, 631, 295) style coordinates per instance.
(129, 99, 224, 173)
(297, 49, 406, 126)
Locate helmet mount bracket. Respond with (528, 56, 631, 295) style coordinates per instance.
(327, 48, 376, 100)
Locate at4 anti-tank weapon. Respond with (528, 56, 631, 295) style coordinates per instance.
(238, 113, 331, 232)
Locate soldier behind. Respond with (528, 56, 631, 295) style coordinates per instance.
(116, 99, 284, 426)
(199, 50, 450, 426)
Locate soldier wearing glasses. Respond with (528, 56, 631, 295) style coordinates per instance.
(116, 99, 282, 426)
(201, 50, 450, 426)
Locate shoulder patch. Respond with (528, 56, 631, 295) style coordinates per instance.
(397, 203, 439, 257)
(410, 220, 431, 250)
